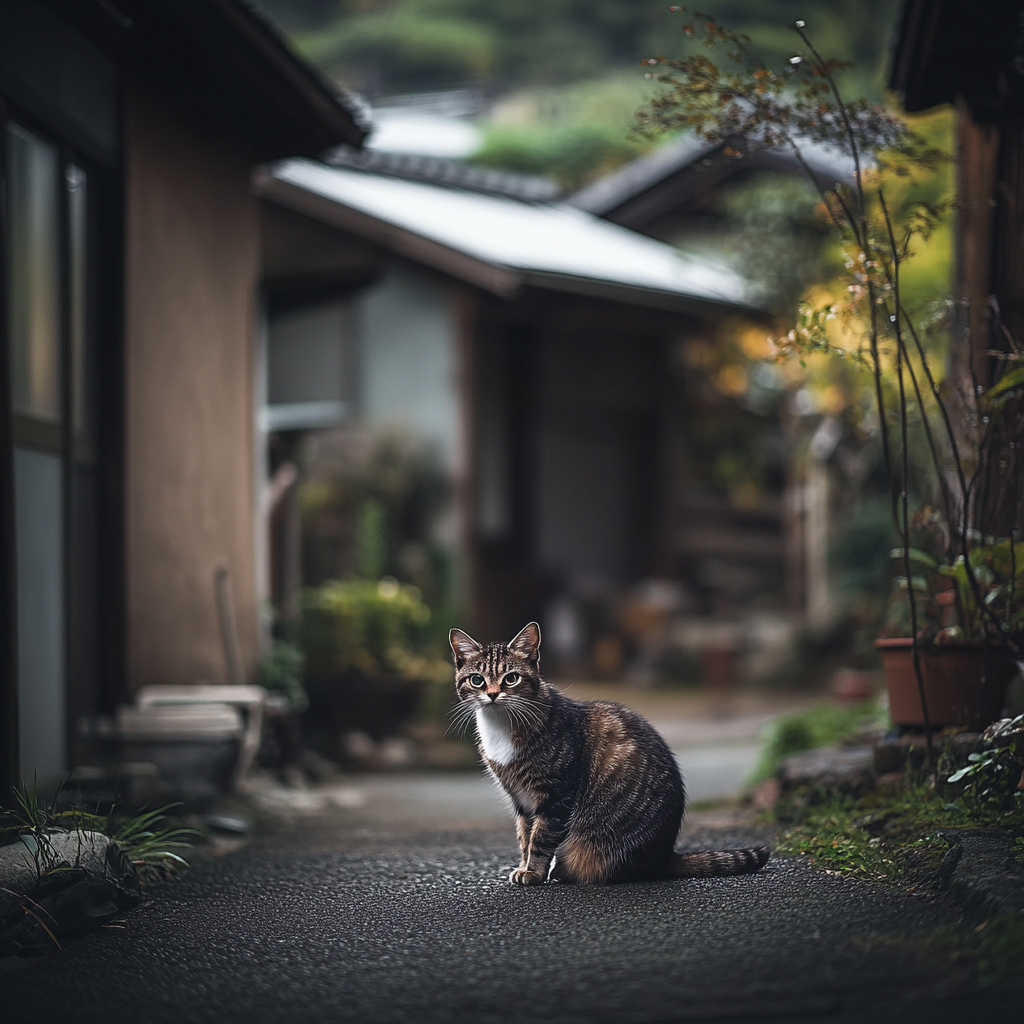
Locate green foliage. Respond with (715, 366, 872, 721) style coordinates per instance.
(111, 805, 199, 885)
(470, 121, 642, 189)
(260, 639, 308, 713)
(775, 781, 1024, 883)
(296, 9, 497, 92)
(299, 428, 450, 606)
(749, 699, 886, 784)
(355, 498, 388, 581)
(937, 542, 1024, 641)
(0, 785, 197, 886)
(887, 514, 1024, 643)
(302, 577, 448, 682)
(718, 173, 834, 310)
(947, 738, 1024, 817)
(776, 795, 909, 882)
(256, 0, 898, 98)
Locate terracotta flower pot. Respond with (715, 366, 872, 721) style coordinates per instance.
(874, 638, 1018, 731)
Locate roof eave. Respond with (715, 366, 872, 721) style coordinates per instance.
(254, 171, 522, 297)
(214, 0, 368, 152)
(123, 0, 368, 159)
(520, 270, 762, 318)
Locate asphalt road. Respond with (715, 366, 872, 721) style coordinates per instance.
(2, 783, 1019, 1024)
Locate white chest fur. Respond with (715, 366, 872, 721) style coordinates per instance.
(475, 705, 517, 766)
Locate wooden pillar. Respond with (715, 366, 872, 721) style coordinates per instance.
(954, 96, 1000, 391)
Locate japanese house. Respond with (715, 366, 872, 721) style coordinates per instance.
(256, 151, 762, 671)
(0, 0, 365, 796)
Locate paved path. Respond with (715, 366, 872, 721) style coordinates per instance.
(2, 784, 1019, 1022)
(3, 688, 1018, 1022)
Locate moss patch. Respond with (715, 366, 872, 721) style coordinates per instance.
(774, 783, 1024, 889)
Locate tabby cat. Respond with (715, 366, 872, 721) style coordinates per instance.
(450, 621, 770, 885)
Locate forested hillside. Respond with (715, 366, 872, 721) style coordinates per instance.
(256, 0, 900, 99)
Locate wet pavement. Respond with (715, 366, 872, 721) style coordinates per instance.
(2, 687, 1019, 1021)
(1, 802, 1017, 1024)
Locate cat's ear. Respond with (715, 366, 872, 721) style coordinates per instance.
(449, 627, 482, 667)
(508, 621, 541, 664)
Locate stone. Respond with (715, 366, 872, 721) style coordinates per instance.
(0, 831, 112, 915)
(875, 772, 906, 797)
(777, 745, 875, 796)
(941, 829, 1024, 920)
(873, 738, 904, 775)
(0, 830, 139, 955)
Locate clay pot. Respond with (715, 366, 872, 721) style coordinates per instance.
(874, 638, 1018, 731)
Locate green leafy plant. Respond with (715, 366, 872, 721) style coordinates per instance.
(946, 741, 1024, 816)
(889, 508, 1024, 644)
(470, 121, 644, 189)
(110, 805, 199, 885)
(355, 498, 388, 582)
(637, 10, 1024, 767)
(0, 785, 198, 886)
(260, 638, 308, 713)
(301, 577, 448, 683)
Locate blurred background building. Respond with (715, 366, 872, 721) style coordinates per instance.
(5, 0, 962, 795)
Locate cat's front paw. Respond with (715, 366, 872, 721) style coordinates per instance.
(508, 868, 544, 886)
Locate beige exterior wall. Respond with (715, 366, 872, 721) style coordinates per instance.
(124, 81, 260, 691)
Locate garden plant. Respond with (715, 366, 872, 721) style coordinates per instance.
(637, 9, 1024, 771)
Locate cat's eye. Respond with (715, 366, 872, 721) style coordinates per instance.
(468, 674, 486, 688)
(503, 673, 520, 686)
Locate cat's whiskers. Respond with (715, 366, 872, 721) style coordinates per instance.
(445, 699, 480, 738)
(506, 698, 541, 731)
(506, 695, 544, 730)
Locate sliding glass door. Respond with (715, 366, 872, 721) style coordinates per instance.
(6, 122, 98, 785)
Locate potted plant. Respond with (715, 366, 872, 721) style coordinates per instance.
(300, 577, 450, 748)
(877, 530, 1022, 731)
(636, 12, 1024, 765)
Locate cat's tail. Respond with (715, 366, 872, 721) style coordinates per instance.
(669, 844, 770, 878)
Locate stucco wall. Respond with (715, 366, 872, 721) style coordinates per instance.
(124, 81, 260, 690)
(358, 263, 460, 471)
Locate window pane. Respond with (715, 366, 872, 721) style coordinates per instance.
(68, 164, 89, 436)
(7, 123, 61, 423)
(15, 447, 66, 783)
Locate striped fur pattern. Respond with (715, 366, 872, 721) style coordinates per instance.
(449, 622, 770, 886)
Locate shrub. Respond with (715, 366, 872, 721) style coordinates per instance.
(301, 577, 446, 682)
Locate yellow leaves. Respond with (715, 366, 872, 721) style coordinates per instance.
(715, 363, 748, 397)
(739, 326, 772, 360)
(818, 384, 849, 415)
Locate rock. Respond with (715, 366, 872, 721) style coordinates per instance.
(777, 745, 875, 796)
(941, 829, 1024, 920)
(872, 738, 904, 775)
(0, 831, 112, 915)
(875, 772, 906, 797)
(0, 831, 139, 955)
